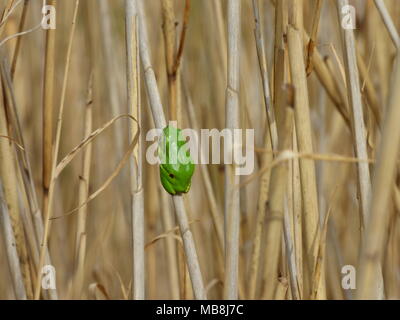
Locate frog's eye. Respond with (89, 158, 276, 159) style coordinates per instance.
(169, 173, 175, 179)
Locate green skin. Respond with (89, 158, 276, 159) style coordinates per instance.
(159, 126, 195, 195)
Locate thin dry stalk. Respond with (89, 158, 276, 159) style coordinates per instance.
(373, 0, 400, 49)
(287, 1, 322, 298)
(162, 0, 190, 125)
(252, 0, 278, 149)
(248, 0, 278, 300)
(337, 0, 372, 226)
(160, 188, 180, 299)
(283, 198, 300, 300)
(72, 74, 93, 298)
(302, 31, 351, 128)
(224, 0, 241, 300)
(310, 191, 334, 300)
(0, 180, 26, 299)
(10, 0, 28, 79)
(306, 0, 323, 76)
(356, 49, 381, 126)
(288, 130, 304, 299)
(125, 0, 144, 300)
(42, 0, 56, 221)
(267, 105, 295, 299)
(161, 0, 176, 120)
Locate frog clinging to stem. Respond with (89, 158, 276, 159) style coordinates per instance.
(159, 125, 195, 195)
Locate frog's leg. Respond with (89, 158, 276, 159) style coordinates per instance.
(160, 165, 177, 195)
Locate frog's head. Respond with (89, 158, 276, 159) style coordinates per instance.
(159, 126, 195, 195)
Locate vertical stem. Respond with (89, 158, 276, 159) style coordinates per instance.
(125, 0, 144, 300)
(287, 0, 322, 297)
(224, 0, 241, 300)
(373, 0, 400, 49)
(42, 0, 56, 221)
(161, 0, 177, 121)
(0, 181, 27, 299)
(248, 0, 278, 300)
(11, 0, 29, 80)
(72, 74, 93, 298)
(337, 0, 372, 226)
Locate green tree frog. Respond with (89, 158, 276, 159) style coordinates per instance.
(159, 125, 195, 195)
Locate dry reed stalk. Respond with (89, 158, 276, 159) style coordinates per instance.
(161, 0, 176, 121)
(72, 74, 93, 298)
(356, 49, 381, 126)
(260, 87, 296, 300)
(0, 180, 26, 299)
(306, 0, 323, 76)
(373, 0, 400, 49)
(160, 188, 180, 299)
(42, 0, 56, 220)
(162, 0, 190, 125)
(273, 0, 287, 112)
(269, 105, 295, 299)
(177, 207, 193, 300)
(357, 51, 400, 299)
(172, 0, 189, 123)
(10, 0, 28, 79)
(151, 40, 180, 299)
(252, 0, 278, 150)
(125, 0, 144, 300)
(287, 130, 304, 299)
(302, 31, 351, 128)
(337, 0, 372, 228)
(35, 0, 80, 299)
(257, 0, 287, 299)
(310, 190, 334, 300)
(283, 197, 300, 300)
(136, 0, 206, 300)
(287, 0, 322, 298)
(248, 0, 278, 300)
(223, 0, 241, 301)
(0, 74, 33, 298)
